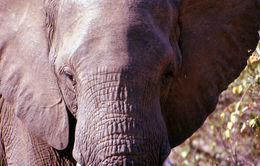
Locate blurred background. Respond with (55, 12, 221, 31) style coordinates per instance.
(168, 41, 260, 166)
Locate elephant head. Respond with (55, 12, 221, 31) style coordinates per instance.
(0, 0, 259, 165)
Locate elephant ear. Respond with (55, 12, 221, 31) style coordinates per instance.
(163, 0, 260, 147)
(0, 0, 69, 150)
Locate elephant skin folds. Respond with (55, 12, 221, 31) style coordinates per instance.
(0, 0, 259, 165)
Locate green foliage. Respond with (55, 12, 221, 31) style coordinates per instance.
(169, 45, 260, 166)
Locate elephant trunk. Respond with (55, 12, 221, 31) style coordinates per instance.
(73, 70, 170, 165)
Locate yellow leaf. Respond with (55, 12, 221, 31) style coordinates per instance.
(224, 130, 230, 139)
(227, 122, 233, 130)
(230, 113, 237, 123)
(232, 87, 237, 94)
(241, 106, 248, 113)
(220, 112, 225, 120)
(249, 119, 256, 128)
(232, 85, 244, 94)
(237, 85, 243, 94)
(180, 150, 189, 158)
(256, 47, 260, 56)
(240, 123, 246, 133)
(210, 142, 216, 149)
(249, 53, 260, 63)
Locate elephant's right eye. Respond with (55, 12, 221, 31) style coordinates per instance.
(62, 66, 76, 86)
(65, 73, 74, 82)
(65, 72, 76, 86)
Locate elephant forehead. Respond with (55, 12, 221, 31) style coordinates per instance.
(56, 0, 175, 34)
(53, 0, 177, 66)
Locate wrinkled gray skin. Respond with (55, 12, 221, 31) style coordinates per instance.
(0, 0, 259, 165)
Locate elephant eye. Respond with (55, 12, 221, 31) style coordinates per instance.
(62, 66, 76, 85)
(164, 63, 176, 80)
(165, 70, 174, 79)
(161, 64, 175, 86)
(64, 72, 76, 86)
(65, 73, 73, 81)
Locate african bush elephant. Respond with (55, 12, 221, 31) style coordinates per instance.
(0, 0, 259, 165)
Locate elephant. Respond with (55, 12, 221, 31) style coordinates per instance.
(0, 0, 259, 165)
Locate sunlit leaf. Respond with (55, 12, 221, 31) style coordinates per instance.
(227, 122, 233, 130)
(232, 86, 237, 94)
(210, 142, 216, 150)
(230, 113, 237, 123)
(240, 123, 246, 133)
(180, 149, 189, 158)
(220, 112, 225, 120)
(256, 45, 260, 55)
(241, 106, 248, 113)
(249, 119, 256, 129)
(232, 85, 244, 94)
(224, 130, 230, 139)
(183, 160, 189, 165)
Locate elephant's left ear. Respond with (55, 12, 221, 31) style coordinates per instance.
(163, 0, 260, 148)
(0, 0, 69, 150)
